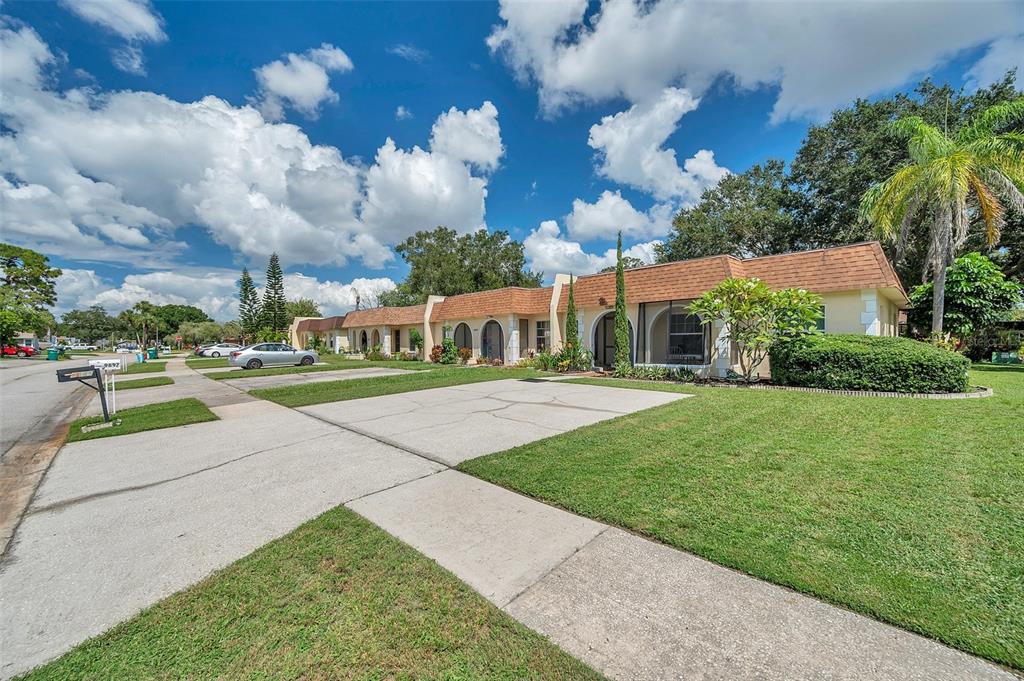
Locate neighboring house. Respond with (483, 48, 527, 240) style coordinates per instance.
(342, 242, 909, 377)
(288, 315, 348, 353)
(13, 332, 41, 350)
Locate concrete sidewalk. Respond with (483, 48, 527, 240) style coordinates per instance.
(350, 469, 1014, 681)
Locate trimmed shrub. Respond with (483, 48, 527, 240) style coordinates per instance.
(429, 345, 443, 363)
(769, 334, 970, 393)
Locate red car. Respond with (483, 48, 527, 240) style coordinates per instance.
(2, 344, 35, 357)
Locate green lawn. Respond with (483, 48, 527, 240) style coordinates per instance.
(252, 367, 540, 407)
(67, 398, 218, 443)
(123, 361, 166, 374)
(185, 357, 228, 369)
(115, 376, 175, 390)
(20, 507, 600, 680)
(459, 366, 1024, 669)
(205, 358, 433, 380)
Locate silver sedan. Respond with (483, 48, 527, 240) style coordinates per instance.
(228, 343, 319, 370)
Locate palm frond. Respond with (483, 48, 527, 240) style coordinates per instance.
(981, 168, 1024, 214)
(968, 174, 1005, 246)
(859, 165, 925, 238)
(891, 116, 952, 164)
(956, 97, 1024, 144)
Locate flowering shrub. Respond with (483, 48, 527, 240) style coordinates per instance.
(458, 347, 473, 364)
(429, 345, 443, 363)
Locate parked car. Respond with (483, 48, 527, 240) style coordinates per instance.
(68, 343, 97, 351)
(160, 345, 172, 353)
(199, 342, 242, 358)
(229, 343, 319, 370)
(2, 344, 35, 357)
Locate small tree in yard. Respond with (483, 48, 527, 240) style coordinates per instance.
(689, 277, 822, 382)
(409, 328, 423, 355)
(908, 252, 1022, 338)
(613, 232, 631, 370)
(261, 253, 287, 333)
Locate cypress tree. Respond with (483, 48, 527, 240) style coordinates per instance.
(564, 274, 579, 351)
(238, 267, 261, 341)
(614, 231, 631, 368)
(262, 253, 287, 333)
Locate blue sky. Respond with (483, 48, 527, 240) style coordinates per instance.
(2, 1, 1022, 319)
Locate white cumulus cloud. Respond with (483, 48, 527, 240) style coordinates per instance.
(965, 34, 1024, 90)
(55, 267, 397, 321)
(524, 220, 659, 277)
(588, 87, 727, 202)
(429, 100, 504, 172)
(487, 0, 1023, 122)
(59, 0, 165, 75)
(566, 190, 673, 242)
(253, 43, 354, 120)
(0, 24, 503, 272)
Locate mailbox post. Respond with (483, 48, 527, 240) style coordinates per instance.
(56, 365, 109, 422)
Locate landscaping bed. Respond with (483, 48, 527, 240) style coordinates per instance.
(459, 365, 1024, 669)
(19, 507, 599, 680)
(67, 398, 218, 442)
(252, 367, 539, 408)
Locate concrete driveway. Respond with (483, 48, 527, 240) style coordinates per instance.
(299, 378, 689, 465)
(0, 400, 442, 678)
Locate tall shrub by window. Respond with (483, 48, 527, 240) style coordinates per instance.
(689, 277, 822, 382)
(614, 232, 631, 370)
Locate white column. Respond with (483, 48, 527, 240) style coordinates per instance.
(507, 314, 520, 365)
(382, 326, 392, 355)
(860, 290, 881, 336)
(712, 320, 731, 378)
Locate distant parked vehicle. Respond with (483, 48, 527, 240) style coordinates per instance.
(229, 343, 318, 370)
(200, 343, 242, 358)
(160, 345, 172, 353)
(2, 344, 35, 358)
(68, 344, 97, 351)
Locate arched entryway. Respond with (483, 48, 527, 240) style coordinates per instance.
(454, 323, 472, 351)
(371, 329, 381, 349)
(593, 311, 634, 369)
(359, 330, 368, 352)
(480, 320, 504, 363)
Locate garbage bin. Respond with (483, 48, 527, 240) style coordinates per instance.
(47, 347, 59, 361)
(147, 347, 158, 360)
(136, 352, 145, 364)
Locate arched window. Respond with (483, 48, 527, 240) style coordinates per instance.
(454, 323, 472, 351)
(359, 330, 368, 352)
(481, 320, 503, 362)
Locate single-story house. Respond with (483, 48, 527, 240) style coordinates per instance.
(288, 315, 348, 353)
(341, 242, 909, 377)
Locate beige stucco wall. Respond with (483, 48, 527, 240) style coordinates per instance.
(820, 291, 864, 334)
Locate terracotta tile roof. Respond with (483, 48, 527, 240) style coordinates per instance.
(429, 287, 552, 322)
(557, 242, 907, 310)
(341, 304, 426, 328)
(295, 315, 346, 333)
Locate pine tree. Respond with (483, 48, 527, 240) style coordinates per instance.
(238, 267, 261, 341)
(261, 253, 287, 334)
(614, 231, 631, 368)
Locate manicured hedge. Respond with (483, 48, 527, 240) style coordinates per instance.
(769, 334, 970, 393)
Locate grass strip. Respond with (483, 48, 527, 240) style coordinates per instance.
(18, 506, 600, 680)
(252, 367, 539, 407)
(114, 376, 175, 391)
(185, 357, 229, 369)
(205, 359, 433, 380)
(67, 398, 217, 443)
(123, 361, 166, 375)
(459, 365, 1024, 669)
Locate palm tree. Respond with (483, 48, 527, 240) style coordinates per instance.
(860, 99, 1024, 333)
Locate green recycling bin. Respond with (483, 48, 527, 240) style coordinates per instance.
(147, 347, 158, 360)
(47, 347, 59, 361)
